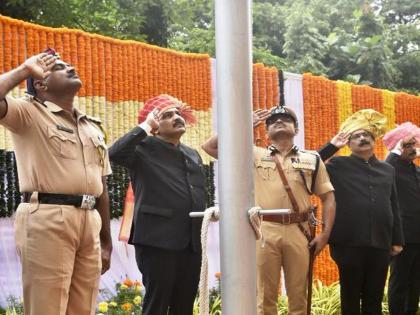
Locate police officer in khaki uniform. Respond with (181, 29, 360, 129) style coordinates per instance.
(0, 50, 112, 315)
(202, 107, 336, 315)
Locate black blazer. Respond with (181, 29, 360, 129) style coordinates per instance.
(386, 153, 420, 244)
(109, 126, 205, 252)
(322, 151, 404, 249)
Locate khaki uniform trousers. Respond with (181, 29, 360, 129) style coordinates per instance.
(14, 199, 102, 315)
(257, 221, 310, 315)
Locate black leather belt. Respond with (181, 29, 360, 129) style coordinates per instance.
(22, 192, 97, 210)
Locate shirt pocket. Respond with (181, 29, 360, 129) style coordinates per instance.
(254, 159, 277, 181)
(86, 136, 103, 166)
(48, 126, 77, 159)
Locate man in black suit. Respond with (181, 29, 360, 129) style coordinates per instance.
(109, 95, 205, 315)
(319, 109, 404, 315)
(383, 123, 420, 315)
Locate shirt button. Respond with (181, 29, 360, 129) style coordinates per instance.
(190, 185, 194, 189)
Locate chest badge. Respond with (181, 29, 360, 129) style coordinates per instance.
(261, 156, 274, 162)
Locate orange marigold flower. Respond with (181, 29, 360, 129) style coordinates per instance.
(215, 272, 221, 280)
(121, 302, 133, 312)
(123, 279, 133, 287)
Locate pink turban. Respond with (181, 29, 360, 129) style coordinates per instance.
(382, 122, 420, 150)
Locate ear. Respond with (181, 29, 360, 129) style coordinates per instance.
(294, 127, 299, 135)
(33, 80, 48, 92)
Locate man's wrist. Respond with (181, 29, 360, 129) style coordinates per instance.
(139, 121, 152, 135)
(17, 64, 32, 79)
(391, 148, 402, 156)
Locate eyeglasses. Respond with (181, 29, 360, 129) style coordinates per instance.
(402, 142, 416, 149)
(349, 131, 372, 140)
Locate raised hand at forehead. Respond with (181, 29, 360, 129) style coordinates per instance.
(145, 109, 160, 131)
(23, 53, 57, 80)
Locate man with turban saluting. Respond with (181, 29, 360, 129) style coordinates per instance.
(109, 95, 205, 315)
(318, 109, 404, 315)
(383, 122, 420, 315)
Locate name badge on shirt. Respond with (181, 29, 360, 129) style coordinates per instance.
(261, 156, 274, 162)
(57, 125, 74, 134)
(291, 157, 315, 170)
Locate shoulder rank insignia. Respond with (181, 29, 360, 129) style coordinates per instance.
(86, 115, 108, 143)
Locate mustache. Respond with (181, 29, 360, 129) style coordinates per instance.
(173, 119, 185, 127)
(359, 140, 371, 146)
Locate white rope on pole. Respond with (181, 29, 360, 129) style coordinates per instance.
(197, 206, 220, 315)
(248, 208, 291, 247)
(192, 207, 290, 315)
(248, 206, 263, 243)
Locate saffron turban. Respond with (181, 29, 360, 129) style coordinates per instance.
(383, 122, 420, 150)
(340, 109, 387, 138)
(137, 94, 196, 125)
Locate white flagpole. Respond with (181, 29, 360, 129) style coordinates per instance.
(214, 0, 256, 313)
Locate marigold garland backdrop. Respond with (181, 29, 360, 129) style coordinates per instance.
(0, 15, 419, 303)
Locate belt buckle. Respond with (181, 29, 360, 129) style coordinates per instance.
(81, 195, 96, 210)
(282, 214, 291, 225)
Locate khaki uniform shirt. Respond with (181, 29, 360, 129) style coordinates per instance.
(1, 95, 112, 197)
(254, 145, 333, 211)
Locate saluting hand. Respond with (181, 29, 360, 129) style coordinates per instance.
(22, 53, 57, 79)
(145, 109, 160, 132)
(253, 109, 271, 128)
(330, 131, 350, 149)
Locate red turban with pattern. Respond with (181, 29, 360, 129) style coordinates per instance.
(137, 94, 196, 125)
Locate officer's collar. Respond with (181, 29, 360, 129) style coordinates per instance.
(73, 107, 87, 120)
(268, 144, 299, 156)
(30, 95, 86, 119)
(28, 95, 63, 113)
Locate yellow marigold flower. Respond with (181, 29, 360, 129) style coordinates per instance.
(135, 284, 141, 293)
(133, 295, 142, 305)
(98, 301, 108, 313)
(123, 279, 133, 287)
(110, 301, 117, 307)
(121, 302, 133, 312)
(119, 284, 128, 291)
